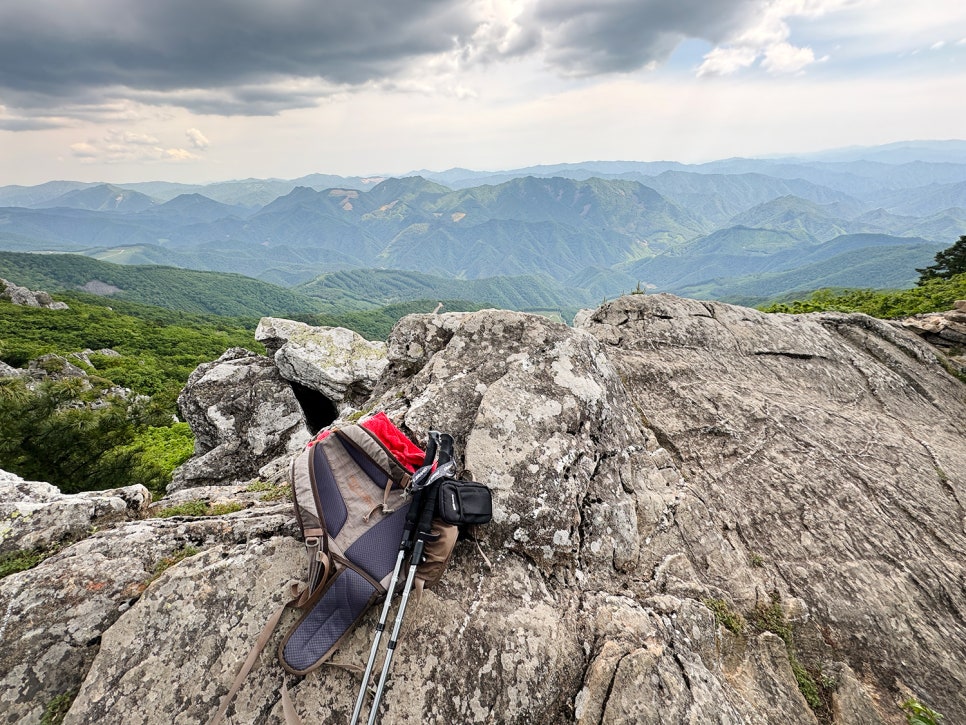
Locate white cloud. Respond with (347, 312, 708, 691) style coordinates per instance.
(105, 129, 159, 145)
(697, 46, 759, 76)
(69, 142, 98, 159)
(186, 128, 209, 150)
(762, 42, 816, 73)
(930, 40, 946, 50)
(164, 147, 199, 161)
(68, 130, 200, 164)
(696, 0, 855, 77)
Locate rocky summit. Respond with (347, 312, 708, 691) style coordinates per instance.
(2, 294, 965, 724)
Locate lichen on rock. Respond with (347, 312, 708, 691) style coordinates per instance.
(3, 294, 965, 724)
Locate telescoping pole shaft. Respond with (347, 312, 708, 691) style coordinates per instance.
(366, 537, 427, 725)
(366, 434, 452, 724)
(348, 547, 406, 725)
(350, 432, 441, 725)
(350, 481, 430, 725)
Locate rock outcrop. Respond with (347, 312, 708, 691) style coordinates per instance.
(256, 316, 389, 411)
(169, 347, 309, 492)
(901, 299, 966, 373)
(0, 278, 69, 310)
(3, 295, 965, 724)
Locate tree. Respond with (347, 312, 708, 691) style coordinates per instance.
(0, 378, 177, 494)
(916, 235, 966, 285)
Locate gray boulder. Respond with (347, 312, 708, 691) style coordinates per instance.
(0, 469, 150, 555)
(901, 300, 966, 373)
(0, 277, 69, 310)
(169, 348, 308, 492)
(3, 296, 965, 724)
(256, 317, 389, 410)
(26, 353, 88, 381)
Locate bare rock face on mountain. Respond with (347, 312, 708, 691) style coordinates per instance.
(0, 277, 69, 310)
(2, 296, 964, 725)
(900, 299, 966, 374)
(256, 316, 389, 410)
(0, 469, 150, 555)
(168, 347, 309, 492)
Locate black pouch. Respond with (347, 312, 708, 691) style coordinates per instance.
(437, 479, 493, 526)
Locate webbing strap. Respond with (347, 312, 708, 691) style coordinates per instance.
(302, 541, 330, 607)
(208, 583, 301, 725)
(281, 682, 304, 725)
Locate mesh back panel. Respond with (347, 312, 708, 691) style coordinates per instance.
(282, 568, 376, 671)
(345, 507, 410, 581)
(340, 436, 392, 489)
(313, 444, 348, 537)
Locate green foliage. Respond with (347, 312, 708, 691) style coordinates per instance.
(761, 273, 966, 319)
(0, 294, 259, 402)
(0, 251, 325, 316)
(0, 548, 48, 579)
(0, 291, 262, 496)
(209, 501, 244, 516)
(901, 697, 944, 724)
(154, 499, 244, 518)
(40, 689, 77, 725)
(0, 378, 178, 495)
(750, 592, 831, 717)
(151, 545, 200, 581)
(791, 659, 823, 711)
(917, 235, 966, 284)
(702, 597, 746, 635)
(245, 479, 291, 501)
(112, 423, 195, 498)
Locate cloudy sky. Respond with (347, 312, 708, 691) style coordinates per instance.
(0, 0, 964, 185)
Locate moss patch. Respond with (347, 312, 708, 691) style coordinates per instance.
(245, 480, 291, 502)
(750, 592, 833, 720)
(150, 545, 200, 582)
(0, 548, 48, 579)
(154, 499, 245, 518)
(703, 597, 746, 636)
(40, 689, 77, 725)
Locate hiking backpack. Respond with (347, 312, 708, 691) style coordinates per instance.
(210, 411, 492, 724)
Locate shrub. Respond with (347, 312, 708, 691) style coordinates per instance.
(40, 689, 77, 725)
(901, 697, 944, 724)
(0, 548, 48, 580)
(703, 597, 746, 635)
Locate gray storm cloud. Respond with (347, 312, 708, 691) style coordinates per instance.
(529, 0, 761, 75)
(0, 0, 774, 119)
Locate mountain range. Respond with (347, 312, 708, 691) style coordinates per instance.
(0, 139, 963, 312)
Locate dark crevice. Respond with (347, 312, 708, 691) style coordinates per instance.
(753, 351, 815, 360)
(288, 380, 338, 435)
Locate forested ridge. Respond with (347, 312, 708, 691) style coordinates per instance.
(2, 235, 963, 499)
(0, 287, 487, 496)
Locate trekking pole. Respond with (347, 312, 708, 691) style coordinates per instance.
(365, 435, 453, 725)
(348, 432, 441, 725)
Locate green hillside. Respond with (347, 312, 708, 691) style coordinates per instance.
(726, 196, 861, 242)
(761, 272, 966, 320)
(0, 251, 326, 316)
(680, 243, 943, 304)
(297, 267, 595, 314)
(0, 294, 261, 495)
